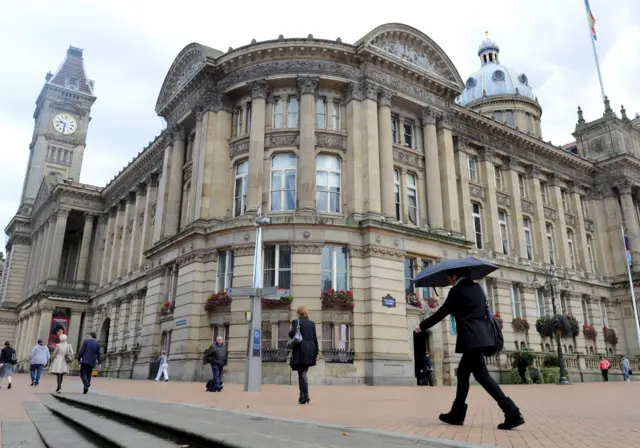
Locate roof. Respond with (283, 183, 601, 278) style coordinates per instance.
(47, 46, 95, 96)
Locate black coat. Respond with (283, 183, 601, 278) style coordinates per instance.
(418, 278, 494, 354)
(78, 338, 101, 367)
(0, 346, 15, 365)
(204, 343, 228, 367)
(289, 317, 318, 371)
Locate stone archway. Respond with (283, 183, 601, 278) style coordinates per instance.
(100, 318, 110, 354)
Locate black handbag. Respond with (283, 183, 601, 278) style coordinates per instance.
(482, 290, 503, 357)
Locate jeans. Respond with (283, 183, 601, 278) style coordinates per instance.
(298, 367, 309, 398)
(80, 364, 93, 389)
(623, 370, 630, 381)
(30, 364, 43, 385)
(455, 350, 507, 405)
(155, 364, 169, 381)
(211, 364, 222, 390)
(601, 369, 609, 381)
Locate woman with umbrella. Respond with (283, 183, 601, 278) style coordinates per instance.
(414, 257, 524, 430)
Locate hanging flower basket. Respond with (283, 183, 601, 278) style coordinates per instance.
(493, 313, 504, 330)
(603, 327, 619, 345)
(566, 315, 580, 337)
(427, 297, 439, 309)
(262, 296, 294, 309)
(511, 317, 530, 332)
(406, 292, 422, 309)
(583, 324, 597, 340)
(321, 289, 355, 310)
(160, 301, 175, 315)
(536, 314, 572, 338)
(204, 291, 232, 312)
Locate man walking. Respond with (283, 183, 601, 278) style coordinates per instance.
(29, 339, 50, 386)
(421, 352, 434, 386)
(78, 332, 101, 394)
(155, 351, 169, 382)
(205, 336, 227, 392)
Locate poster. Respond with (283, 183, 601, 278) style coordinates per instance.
(252, 329, 261, 357)
(48, 316, 69, 350)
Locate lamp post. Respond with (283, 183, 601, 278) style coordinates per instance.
(532, 265, 571, 385)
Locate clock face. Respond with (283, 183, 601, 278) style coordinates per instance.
(52, 113, 78, 135)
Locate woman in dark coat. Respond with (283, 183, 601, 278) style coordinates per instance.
(415, 268, 525, 430)
(289, 305, 318, 404)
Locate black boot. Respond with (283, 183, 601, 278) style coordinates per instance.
(439, 401, 467, 426)
(497, 397, 525, 430)
(298, 390, 304, 404)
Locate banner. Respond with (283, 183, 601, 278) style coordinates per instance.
(47, 316, 69, 350)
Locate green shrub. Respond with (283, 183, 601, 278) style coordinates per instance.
(539, 367, 571, 384)
(543, 354, 560, 367)
(508, 368, 545, 384)
(511, 350, 535, 369)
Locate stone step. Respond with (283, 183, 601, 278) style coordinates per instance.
(1, 420, 46, 448)
(38, 394, 182, 448)
(22, 401, 104, 448)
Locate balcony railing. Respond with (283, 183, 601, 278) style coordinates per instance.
(322, 348, 355, 364)
(261, 348, 289, 363)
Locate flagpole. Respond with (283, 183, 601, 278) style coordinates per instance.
(584, 0, 606, 105)
(620, 225, 640, 354)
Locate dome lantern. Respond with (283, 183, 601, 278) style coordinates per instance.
(478, 31, 500, 65)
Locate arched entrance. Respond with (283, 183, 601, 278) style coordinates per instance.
(100, 318, 110, 354)
(412, 330, 431, 385)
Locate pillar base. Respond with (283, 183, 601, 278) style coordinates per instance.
(296, 207, 317, 217)
(363, 358, 415, 386)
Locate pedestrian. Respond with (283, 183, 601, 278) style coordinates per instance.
(0, 341, 17, 389)
(78, 332, 101, 394)
(420, 352, 434, 386)
(620, 355, 630, 382)
(50, 334, 74, 393)
(599, 356, 610, 382)
(517, 355, 528, 384)
(204, 336, 227, 392)
(155, 351, 169, 382)
(289, 305, 318, 405)
(29, 339, 50, 387)
(415, 268, 524, 430)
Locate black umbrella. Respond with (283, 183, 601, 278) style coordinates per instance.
(414, 257, 499, 288)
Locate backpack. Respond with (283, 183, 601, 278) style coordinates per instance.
(10, 349, 16, 364)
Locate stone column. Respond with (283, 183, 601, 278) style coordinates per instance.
(479, 148, 501, 253)
(504, 158, 526, 260)
(22, 314, 34, 358)
(117, 299, 130, 350)
(37, 307, 53, 344)
(549, 175, 570, 267)
(455, 140, 474, 241)
(108, 201, 125, 283)
(152, 144, 171, 244)
(25, 231, 39, 294)
(620, 185, 640, 271)
(15, 319, 24, 360)
(527, 166, 550, 263)
(296, 77, 318, 215)
(139, 175, 158, 268)
(246, 80, 268, 214)
(569, 187, 591, 273)
(47, 209, 70, 284)
(343, 83, 364, 219)
(67, 310, 82, 352)
(38, 218, 53, 287)
(165, 126, 186, 236)
(99, 210, 115, 286)
(128, 183, 146, 273)
(421, 108, 443, 231)
(118, 192, 135, 277)
(436, 114, 461, 234)
(362, 81, 382, 218)
(185, 132, 198, 225)
(75, 213, 95, 288)
(377, 88, 396, 220)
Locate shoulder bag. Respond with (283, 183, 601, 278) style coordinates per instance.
(481, 288, 504, 357)
(286, 320, 303, 350)
(64, 345, 74, 363)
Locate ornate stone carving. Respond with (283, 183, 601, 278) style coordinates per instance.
(234, 244, 255, 257)
(470, 185, 485, 199)
(362, 80, 379, 101)
(297, 77, 319, 96)
(316, 132, 346, 151)
(421, 107, 439, 126)
(378, 88, 394, 107)
(230, 138, 250, 158)
(478, 146, 496, 163)
(249, 79, 268, 99)
(157, 44, 207, 110)
(521, 199, 535, 214)
(177, 249, 218, 266)
(526, 165, 541, 179)
(359, 244, 404, 261)
(11, 235, 31, 246)
(393, 148, 425, 169)
(290, 243, 323, 254)
(373, 40, 436, 74)
(584, 218, 595, 233)
(565, 213, 576, 227)
(494, 279, 512, 290)
(266, 133, 299, 148)
(496, 192, 511, 208)
(543, 206, 556, 221)
(168, 124, 185, 141)
(548, 174, 560, 187)
(342, 82, 363, 103)
(127, 191, 136, 203)
(437, 112, 453, 130)
(616, 181, 633, 196)
(502, 156, 519, 171)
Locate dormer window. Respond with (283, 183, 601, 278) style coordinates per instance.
(66, 76, 79, 90)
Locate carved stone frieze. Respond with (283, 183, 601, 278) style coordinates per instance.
(10, 235, 31, 246)
(526, 165, 541, 179)
(290, 243, 323, 254)
(229, 138, 250, 159)
(494, 279, 512, 290)
(373, 39, 437, 74)
(470, 184, 485, 199)
(520, 199, 535, 214)
(362, 80, 379, 101)
(565, 213, 576, 227)
(234, 244, 255, 257)
(502, 156, 519, 171)
(496, 192, 511, 208)
(478, 146, 497, 163)
(297, 77, 319, 96)
(146, 265, 166, 280)
(177, 249, 218, 266)
(316, 132, 346, 151)
(364, 67, 446, 108)
(543, 206, 556, 221)
(378, 88, 394, 107)
(266, 133, 299, 149)
(249, 79, 268, 99)
(584, 218, 595, 233)
(393, 148, 424, 169)
(349, 244, 404, 261)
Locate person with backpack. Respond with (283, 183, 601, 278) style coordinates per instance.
(0, 341, 17, 389)
(50, 334, 74, 393)
(415, 268, 524, 430)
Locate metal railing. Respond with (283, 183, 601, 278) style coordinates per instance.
(261, 348, 289, 363)
(322, 348, 355, 364)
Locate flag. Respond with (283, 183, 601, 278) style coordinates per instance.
(585, 0, 597, 41)
(625, 234, 632, 266)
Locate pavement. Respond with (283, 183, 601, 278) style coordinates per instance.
(1, 374, 639, 448)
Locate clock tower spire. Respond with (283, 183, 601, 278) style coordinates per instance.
(19, 45, 96, 210)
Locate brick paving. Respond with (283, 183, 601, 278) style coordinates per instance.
(2, 374, 639, 447)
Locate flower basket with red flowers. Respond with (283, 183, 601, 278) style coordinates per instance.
(511, 317, 530, 332)
(583, 323, 597, 340)
(494, 313, 504, 330)
(566, 315, 580, 337)
(406, 292, 422, 309)
(321, 289, 355, 310)
(204, 291, 232, 312)
(427, 297, 439, 309)
(160, 301, 175, 315)
(603, 327, 619, 345)
(262, 296, 294, 309)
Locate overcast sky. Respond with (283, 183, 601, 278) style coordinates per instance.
(1, 0, 639, 245)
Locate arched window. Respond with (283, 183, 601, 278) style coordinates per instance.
(234, 161, 248, 217)
(316, 155, 341, 213)
(270, 154, 297, 211)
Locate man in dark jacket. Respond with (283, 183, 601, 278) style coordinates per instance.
(420, 352, 434, 386)
(415, 268, 524, 431)
(78, 332, 101, 394)
(517, 356, 528, 384)
(204, 336, 227, 392)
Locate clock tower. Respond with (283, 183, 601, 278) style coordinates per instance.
(19, 46, 96, 209)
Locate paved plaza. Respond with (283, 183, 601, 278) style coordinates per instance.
(0, 374, 638, 448)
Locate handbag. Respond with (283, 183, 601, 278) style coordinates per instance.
(481, 289, 503, 357)
(286, 320, 303, 350)
(64, 346, 74, 363)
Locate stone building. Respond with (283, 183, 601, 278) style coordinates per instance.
(2, 23, 640, 385)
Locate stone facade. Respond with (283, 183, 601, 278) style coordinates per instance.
(2, 24, 640, 385)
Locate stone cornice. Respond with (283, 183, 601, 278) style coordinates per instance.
(290, 243, 323, 254)
(233, 244, 255, 257)
(176, 248, 218, 266)
(349, 244, 404, 261)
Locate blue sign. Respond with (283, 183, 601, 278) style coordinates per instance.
(175, 319, 187, 327)
(252, 329, 261, 357)
(382, 295, 396, 308)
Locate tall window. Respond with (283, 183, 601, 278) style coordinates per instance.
(518, 174, 527, 198)
(498, 210, 509, 254)
(407, 173, 418, 225)
(472, 203, 483, 249)
(546, 224, 556, 265)
(321, 246, 348, 291)
(261, 322, 271, 349)
(540, 182, 549, 205)
(235, 107, 243, 136)
(494, 166, 504, 190)
(523, 218, 533, 260)
(419, 259, 432, 300)
(331, 101, 340, 130)
(246, 102, 252, 134)
(504, 111, 515, 127)
(339, 324, 351, 350)
(536, 289, 546, 317)
(272, 98, 283, 129)
(404, 257, 415, 296)
(316, 98, 326, 129)
(270, 154, 296, 211)
(316, 155, 341, 213)
(394, 169, 401, 220)
(468, 157, 478, 182)
(277, 322, 290, 348)
(234, 161, 249, 217)
(600, 299, 608, 327)
(587, 235, 596, 272)
(567, 230, 576, 269)
(561, 189, 569, 212)
(263, 244, 291, 289)
(484, 281, 495, 313)
(560, 293, 568, 315)
(216, 250, 234, 292)
(287, 97, 298, 128)
(581, 298, 591, 324)
(581, 196, 588, 217)
(322, 323, 334, 349)
(391, 116, 399, 144)
(403, 120, 414, 148)
(511, 284, 522, 318)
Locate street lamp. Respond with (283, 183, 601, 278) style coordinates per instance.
(531, 265, 571, 385)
